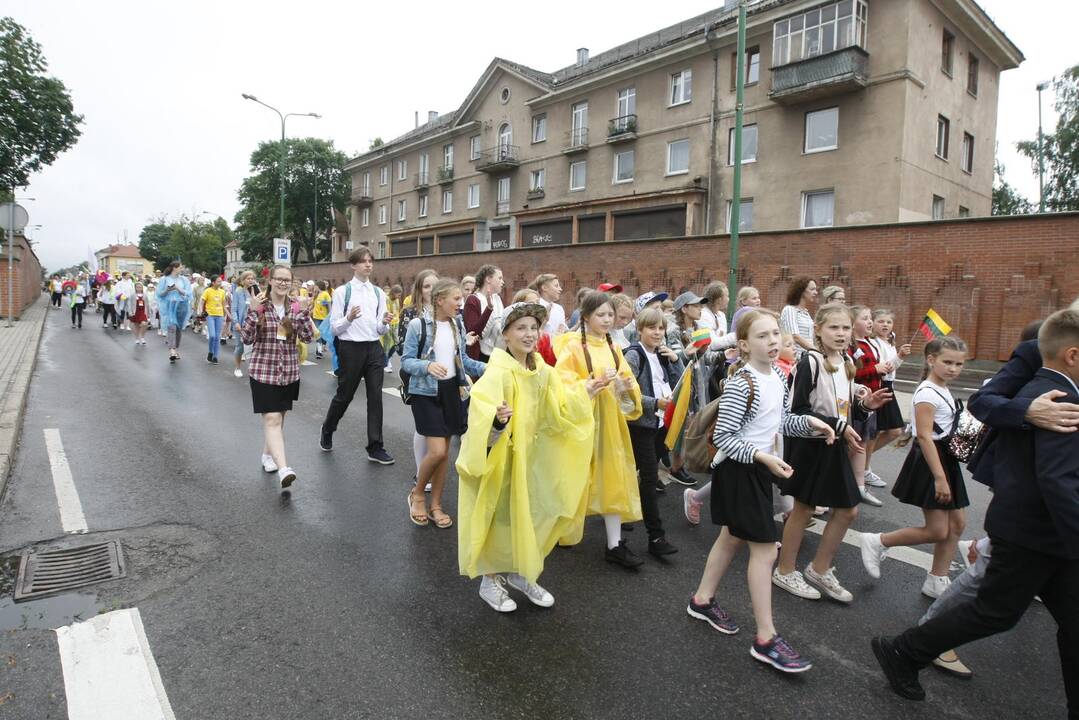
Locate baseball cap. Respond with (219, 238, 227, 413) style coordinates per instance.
(634, 291, 669, 314)
(673, 291, 707, 312)
(597, 282, 623, 294)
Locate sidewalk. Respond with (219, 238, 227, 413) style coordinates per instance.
(0, 295, 49, 496)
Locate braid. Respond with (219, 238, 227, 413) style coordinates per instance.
(428, 315, 437, 361)
(581, 324, 593, 376)
(605, 333, 619, 368)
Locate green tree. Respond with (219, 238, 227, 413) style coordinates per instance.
(992, 160, 1033, 215)
(138, 217, 173, 270)
(369, 137, 383, 150)
(0, 18, 83, 189)
(233, 137, 349, 264)
(1017, 64, 1079, 211)
(156, 216, 232, 275)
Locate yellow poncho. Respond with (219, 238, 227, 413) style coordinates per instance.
(554, 332, 644, 520)
(456, 348, 594, 582)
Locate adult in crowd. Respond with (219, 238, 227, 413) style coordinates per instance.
(157, 261, 192, 364)
(779, 276, 818, 358)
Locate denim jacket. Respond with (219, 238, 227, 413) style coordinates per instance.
(401, 315, 486, 397)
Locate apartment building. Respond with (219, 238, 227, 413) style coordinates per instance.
(341, 0, 1021, 260)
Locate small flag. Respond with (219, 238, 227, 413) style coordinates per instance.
(918, 309, 952, 340)
(690, 327, 712, 349)
(664, 363, 695, 452)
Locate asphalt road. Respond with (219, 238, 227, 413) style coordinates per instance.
(0, 309, 1066, 719)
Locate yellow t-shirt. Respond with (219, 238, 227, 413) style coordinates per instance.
(202, 287, 227, 316)
(312, 290, 332, 320)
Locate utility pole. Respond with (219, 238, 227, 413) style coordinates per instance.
(1036, 80, 1050, 213)
(727, 1, 747, 317)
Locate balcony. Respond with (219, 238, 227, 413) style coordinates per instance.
(350, 187, 373, 206)
(562, 128, 589, 155)
(476, 145, 520, 173)
(769, 46, 869, 105)
(414, 172, 429, 190)
(437, 165, 454, 184)
(496, 200, 511, 216)
(607, 114, 638, 143)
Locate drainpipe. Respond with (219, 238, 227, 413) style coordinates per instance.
(706, 46, 720, 235)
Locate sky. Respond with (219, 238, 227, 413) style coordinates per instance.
(6, 0, 1075, 271)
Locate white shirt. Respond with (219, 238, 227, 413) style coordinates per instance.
(872, 338, 900, 381)
(611, 327, 630, 349)
(541, 299, 567, 336)
(780, 305, 815, 358)
(433, 320, 456, 369)
(330, 277, 387, 342)
(831, 364, 853, 421)
(911, 379, 956, 440)
(643, 346, 672, 422)
(743, 363, 784, 450)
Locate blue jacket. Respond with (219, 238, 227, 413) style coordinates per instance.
(986, 367, 1079, 559)
(401, 315, 486, 397)
(623, 342, 683, 429)
(231, 287, 251, 329)
(967, 339, 1042, 487)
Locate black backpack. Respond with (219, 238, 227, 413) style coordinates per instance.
(399, 318, 427, 405)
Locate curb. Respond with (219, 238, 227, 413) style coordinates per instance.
(0, 296, 48, 499)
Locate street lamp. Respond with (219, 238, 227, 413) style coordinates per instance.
(1036, 80, 1050, 213)
(240, 94, 321, 242)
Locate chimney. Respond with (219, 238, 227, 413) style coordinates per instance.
(428, 110, 438, 123)
(576, 48, 589, 67)
(414, 111, 419, 128)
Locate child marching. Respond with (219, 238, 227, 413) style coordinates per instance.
(864, 308, 913, 485)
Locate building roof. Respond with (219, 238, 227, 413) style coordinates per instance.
(96, 243, 145, 259)
(224, 239, 239, 249)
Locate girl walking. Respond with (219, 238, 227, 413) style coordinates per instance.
(849, 305, 886, 508)
(397, 270, 438, 488)
(863, 309, 913, 486)
(98, 280, 118, 329)
(199, 276, 229, 364)
(402, 279, 487, 528)
(231, 271, 257, 378)
(860, 336, 970, 598)
(157, 262, 192, 363)
(130, 283, 149, 346)
(69, 273, 89, 329)
(239, 264, 315, 489)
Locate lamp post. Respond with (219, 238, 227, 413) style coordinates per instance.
(240, 94, 321, 243)
(727, 1, 748, 317)
(1036, 80, 1050, 213)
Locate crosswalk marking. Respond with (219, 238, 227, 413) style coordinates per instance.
(806, 523, 935, 572)
(43, 428, 88, 534)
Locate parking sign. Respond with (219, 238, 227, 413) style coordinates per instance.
(273, 238, 290, 266)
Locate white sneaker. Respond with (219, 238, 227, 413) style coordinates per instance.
(234, 368, 243, 378)
(860, 486, 883, 507)
(864, 470, 887, 488)
(804, 565, 854, 603)
(772, 569, 821, 600)
(506, 573, 555, 608)
(957, 539, 974, 570)
(859, 532, 888, 579)
(261, 454, 278, 473)
(277, 467, 296, 489)
(479, 575, 517, 613)
(922, 573, 952, 599)
(384, 364, 393, 373)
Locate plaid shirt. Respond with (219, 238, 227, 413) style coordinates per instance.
(240, 302, 314, 386)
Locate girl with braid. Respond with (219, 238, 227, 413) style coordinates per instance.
(402, 279, 487, 529)
(554, 292, 645, 568)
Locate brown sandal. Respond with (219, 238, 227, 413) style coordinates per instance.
(408, 492, 428, 526)
(428, 506, 453, 529)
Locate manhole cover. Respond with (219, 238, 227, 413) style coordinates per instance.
(14, 541, 126, 602)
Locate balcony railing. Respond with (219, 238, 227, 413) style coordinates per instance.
(437, 165, 454, 184)
(496, 200, 511, 216)
(770, 46, 869, 105)
(562, 127, 589, 154)
(476, 145, 520, 173)
(414, 172, 429, 189)
(526, 188, 545, 200)
(607, 114, 638, 142)
(351, 187, 373, 206)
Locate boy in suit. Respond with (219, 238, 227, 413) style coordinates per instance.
(872, 308, 1079, 716)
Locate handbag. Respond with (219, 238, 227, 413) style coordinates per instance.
(946, 404, 986, 464)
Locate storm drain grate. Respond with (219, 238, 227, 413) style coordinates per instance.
(14, 541, 126, 602)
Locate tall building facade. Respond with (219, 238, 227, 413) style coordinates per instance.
(342, 0, 1021, 260)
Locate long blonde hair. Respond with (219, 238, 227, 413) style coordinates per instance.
(814, 302, 855, 378)
(727, 308, 780, 378)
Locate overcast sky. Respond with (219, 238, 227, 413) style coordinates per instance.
(8, 0, 1075, 271)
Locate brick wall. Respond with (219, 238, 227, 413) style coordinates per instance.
(0, 234, 43, 320)
(293, 213, 1079, 361)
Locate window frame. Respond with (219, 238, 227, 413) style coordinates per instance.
(613, 150, 635, 184)
(726, 198, 755, 232)
(958, 205, 970, 218)
(936, 115, 950, 160)
(804, 106, 839, 154)
(469, 135, 481, 161)
(443, 143, 454, 170)
(532, 114, 547, 144)
(801, 189, 835, 228)
(397, 199, 407, 222)
(941, 29, 955, 76)
(666, 138, 690, 176)
(669, 69, 693, 106)
(362, 171, 371, 194)
(961, 132, 974, 174)
(727, 124, 759, 165)
(932, 195, 945, 220)
(569, 160, 587, 191)
(467, 183, 480, 209)
(442, 189, 453, 214)
(379, 165, 388, 186)
(377, 204, 387, 225)
(772, 0, 868, 67)
(731, 46, 761, 89)
(361, 207, 369, 227)
(967, 54, 979, 96)
(397, 159, 408, 182)
(418, 194, 428, 218)
(529, 168, 546, 191)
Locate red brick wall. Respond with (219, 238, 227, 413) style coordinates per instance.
(0, 234, 43, 319)
(293, 213, 1079, 361)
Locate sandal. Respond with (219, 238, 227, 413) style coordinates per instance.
(428, 506, 453, 529)
(408, 492, 428, 526)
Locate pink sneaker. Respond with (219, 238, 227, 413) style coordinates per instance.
(683, 488, 701, 525)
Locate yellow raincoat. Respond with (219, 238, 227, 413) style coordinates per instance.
(456, 348, 594, 582)
(554, 332, 644, 520)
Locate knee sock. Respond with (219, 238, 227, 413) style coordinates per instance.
(603, 514, 622, 550)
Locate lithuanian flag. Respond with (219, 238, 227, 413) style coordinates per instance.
(917, 309, 952, 340)
(663, 363, 695, 452)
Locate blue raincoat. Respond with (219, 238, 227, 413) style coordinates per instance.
(157, 274, 192, 330)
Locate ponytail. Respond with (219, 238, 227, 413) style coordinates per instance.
(921, 335, 968, 381)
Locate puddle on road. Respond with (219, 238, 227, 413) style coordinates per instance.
(0, 555, 106, 630)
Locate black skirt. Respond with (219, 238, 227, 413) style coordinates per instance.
(891, 440, 969, 510)
(250, 378, 299, 414)
(410, 379, 468, 438)
(782, 434, 860, 509)
(875, 380, 906, 431)
(850, 402, 877, 442)
(711, 459, 780, 543)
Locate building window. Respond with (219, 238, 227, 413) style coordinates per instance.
(397, 160, 407, 182)
(470, 135, 481, 160)
(571, 101, 588, 146)
(570, 160, 587, 191)
(397, 199, 407, 222)
(361, 208, 369, 227)
(379, 165, 388, 186)
(958, 205, 970, 218)
(467, 183, 480, 209)
(378, 204, 387, 225)
(967, 54, 979, 96)
(616, 86, 636, 122)
(941, 29, 955, 76)
(936, 115, 950, 159)
(805, 107, 839, 153)
(932, 195, 945, 220)
(802, 189, 834, 228)
(529, 168, 545, 191)
(772, 0, 868, 67)
(726, 199, 754, 232)
(418, 194, 428, 218)
(362, 171, 370, 194)
(732, 46, 761, 89)
(497, 123, 512, 152)
(728, 124, 758, 165)
(961, 132, 974, 173)
(442, 189, 453, 214)
(443, 143, 454, 170)
(670, 69, 692, 106)
(667, 139, 690, 175)
(613, 150, 635, 183)
(496, 177, 511, 215)
(532, 114, 547, 143)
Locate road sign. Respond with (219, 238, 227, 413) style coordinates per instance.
(0, 203, 29, 233)
(273, 238, 290, 266)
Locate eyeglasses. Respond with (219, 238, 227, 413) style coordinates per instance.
(272, 277, 292, 283)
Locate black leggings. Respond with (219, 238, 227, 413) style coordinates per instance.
(70, 304, 84, 327)
(51, 292, 62, 307)
(101, 303, 117, 326)
(628, 425, 666, 540)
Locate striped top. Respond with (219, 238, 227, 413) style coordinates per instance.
(711, 364, 817, 465)
(780, 305, 815, 358)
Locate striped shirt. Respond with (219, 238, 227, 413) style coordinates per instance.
(780, 305, 814, 358)
(712, 364, 817, 465)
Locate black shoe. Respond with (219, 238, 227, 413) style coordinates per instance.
(206, 352, 213, 363)
(367, 448, 395, 465)
(670, 468, 697, 486)
(211, 357, 219, 364)
(621, 523, 634, 532)
(319, 427, 333, 452)
(605, 540, 643, 569)
(220, 338, 226, 345)
(871, 636, 926, 701)
(648, 536, 678, 557)
(169, 355, 176, 364)
(654, 480, 666, 494)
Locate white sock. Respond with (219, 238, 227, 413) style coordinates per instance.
(603, 514, 622, 550)
(413, 433, 426, 469)
(695, 482, 712, 504)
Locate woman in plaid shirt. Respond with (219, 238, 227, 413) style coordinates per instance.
(240, 264, 315, 489)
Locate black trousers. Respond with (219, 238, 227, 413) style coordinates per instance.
(70, 304, 83, 327)
(101, 303, 117, 326)
(895, 537, 1079, 718)
(628, 425, 665, 540)
(324, 339, 385, 452)
(51, 292, 62, 307)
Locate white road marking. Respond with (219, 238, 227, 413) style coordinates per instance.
(383, 388, 401, 399)
(43, 428, 88, 534)
(806, 523, 934, 572)
(55, 608, 176, 720)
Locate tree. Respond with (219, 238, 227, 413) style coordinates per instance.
(151, 216, 232, 274)
(138, 217, 172, 270)
(992, 160, 1033, 216)
(369, 137, 384, 150)
(1017, 64, 1079, 212)
(233, 137, 349, 264)
(0, 18, 83, 189)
